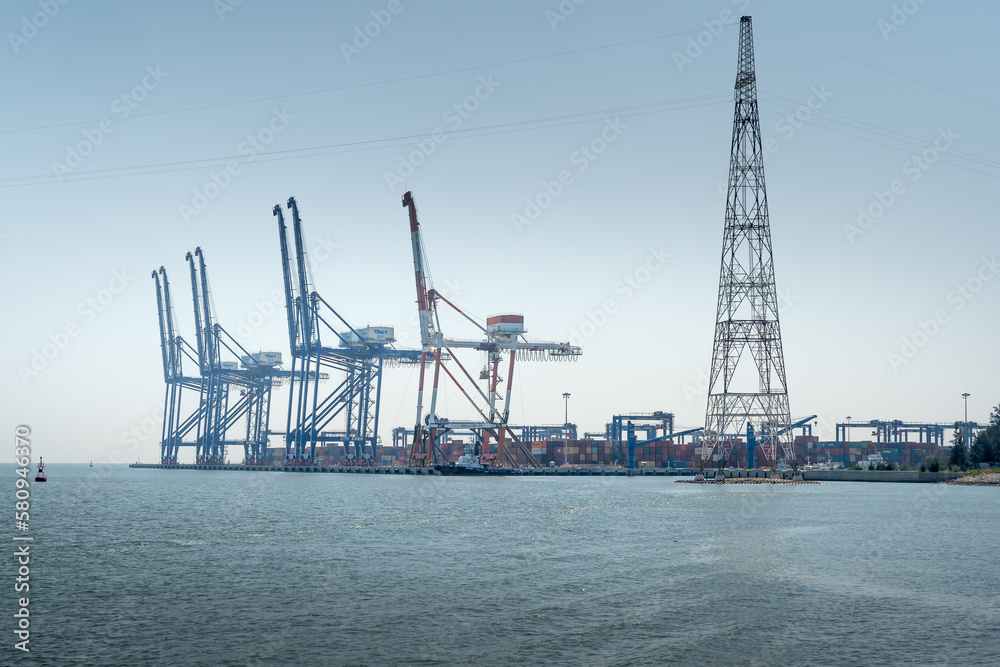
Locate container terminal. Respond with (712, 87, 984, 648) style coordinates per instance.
(130, 415, 979, 475)
(138, 17, 987, 480)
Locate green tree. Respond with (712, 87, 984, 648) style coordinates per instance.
(949, 431, 968, 470)
(969, 403, 1000, 468)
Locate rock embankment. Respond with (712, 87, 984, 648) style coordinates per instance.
(949, 472, 1000, 486)
(679, 478, 821, 485)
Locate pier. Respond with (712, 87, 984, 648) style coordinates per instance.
(127, 463, 966, 482)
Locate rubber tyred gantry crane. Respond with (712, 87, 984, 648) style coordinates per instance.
(402, 190, 582, 468)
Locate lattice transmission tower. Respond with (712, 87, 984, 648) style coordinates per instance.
(699, 16, 797, 481)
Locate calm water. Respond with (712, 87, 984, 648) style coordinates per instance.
(4, 464, 999, 666)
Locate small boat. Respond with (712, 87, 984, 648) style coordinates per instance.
(434, 445, 523, 476)
(34, 458, 47, 483)
(89, 460, 93, 467)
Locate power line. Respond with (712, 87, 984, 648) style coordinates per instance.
(0, 28, 709, 136)
(757, 98, 1000, 179)
(761, 92, 998, 168)
(0, 95, 731, 188)
(760, 114, 1000, 180)
(758, 27, 1000, 110)
(7, 90, 998, 188)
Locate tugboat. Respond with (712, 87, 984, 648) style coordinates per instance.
(34, 457, 47, 483)
(435, 444, 523, 476)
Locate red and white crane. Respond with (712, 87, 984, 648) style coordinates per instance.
(402, 191, 581, 468)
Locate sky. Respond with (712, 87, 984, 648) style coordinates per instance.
(2, 0, 998, 463)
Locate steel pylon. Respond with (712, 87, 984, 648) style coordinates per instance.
(700, 16, 794, 478)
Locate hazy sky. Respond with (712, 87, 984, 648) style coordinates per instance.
(3, 1, 997, 462)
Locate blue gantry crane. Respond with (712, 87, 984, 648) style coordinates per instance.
(609, 412, 676, 465)
(623, 422, 704, 469)
(185, 248, 226, 462)
(834, 418, 986, 446)
(274, 197, 421, 465)
(744, 415, 817, 468)
(153, 249, 291, 465)
(187, 247, 292, 464)
(153, 197, 421, 467)
(616, 413, 817, 469)
(152, 266, 206, 464)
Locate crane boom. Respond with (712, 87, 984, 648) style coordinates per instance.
(195, 247, 217, 368)
(273, 204, 299, 353)
(154, 266, 186, 464)
(160, 267, 180, 379)
(152, 270, 170, 383)
(402, 191, 436, 346)
(185, 251, 205, 369)
(402, 191, 438, 466)
(287, 197, 314, 350)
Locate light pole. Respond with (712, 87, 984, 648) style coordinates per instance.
(562, 392, 570, 466)
(962, 392, 970, 450)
